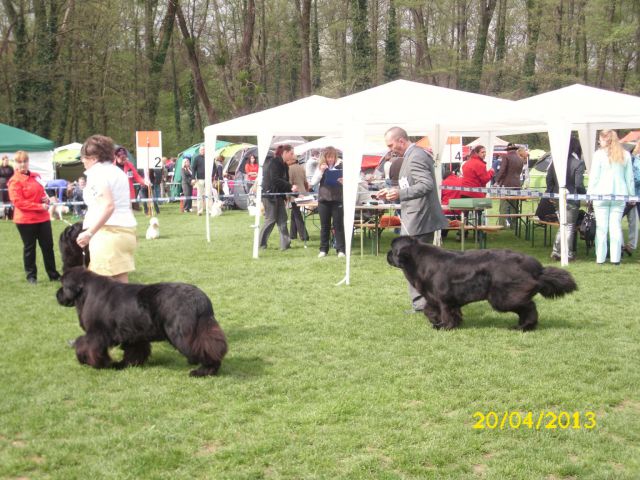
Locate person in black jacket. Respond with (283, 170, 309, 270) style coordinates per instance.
(259, 145, 298, 250)
(547, 136, 586, 261)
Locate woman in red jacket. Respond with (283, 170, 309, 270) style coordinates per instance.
(460, 145, 494, 198)
(114, 147, 148, 211)
(8, 151, 60, 284)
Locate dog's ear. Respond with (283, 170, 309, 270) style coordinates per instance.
(63, 268, 85, 296)
(396, 248, 414, 268)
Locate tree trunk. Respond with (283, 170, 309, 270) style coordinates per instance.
(296, 0, 312, 96)
(493, 0, 507, 92)
(238, 0, 256, 111)
(311, 0, 321, 89)
(383, 2, 400, 81)
(454, 0, 468, 89)
(170, 36, 181, 143)
(3, 0, 30, 130)
(522, 0, 543, 94)
(142, 0, 177, 127)
(175, 1, 217, 123)
(351, 0, 372, 91)
(595, 0, 617, 87)
(410, 7, 435, 83)
(465, 0, 498, 92)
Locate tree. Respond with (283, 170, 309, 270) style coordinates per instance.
(351, 0, 372, 91)
(383, 1, 400, 81)
(464, 0, 498, 92)
(295, 0, 312, 96)
(311, 0, 321, 89)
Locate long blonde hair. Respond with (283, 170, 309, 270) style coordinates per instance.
(319, 146, 339, 169)
(599, 129, 625, 164)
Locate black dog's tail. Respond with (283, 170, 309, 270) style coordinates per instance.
(538, 267, 577, 298)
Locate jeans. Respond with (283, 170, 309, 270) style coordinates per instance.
(593, 200, 625, 263)
(318, 201, 345, 253)
(260, 197, 291, 249)
(551, 201, 579, 259)
(625, 204, 639, 249)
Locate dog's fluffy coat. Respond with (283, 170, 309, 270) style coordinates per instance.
(59, 222, 90, 271)
(146, 216, 160, 240)
(56, 267, 227, 376)
(387, 236, 577, 330)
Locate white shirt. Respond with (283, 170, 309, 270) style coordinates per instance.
(84, 162, 137, 228)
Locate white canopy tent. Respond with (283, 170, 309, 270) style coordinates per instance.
(203, 95, 363, 283)
(517, 84, 640, 265)
(294, 136, 387, 156)
(204, 80, 551, 284)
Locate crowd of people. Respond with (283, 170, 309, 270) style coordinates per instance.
(3, 128, 639, 287)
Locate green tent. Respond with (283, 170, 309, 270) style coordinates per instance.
(53, 142, 83, 181)
(0, 123, 54, 152)
(170, 140, 232, 196)
(0, 123, 55, 179)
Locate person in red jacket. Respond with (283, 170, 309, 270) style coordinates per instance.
(441, 170, 464, 216)
(114, 146, 148, 210)
(8, 151, 60, 284)
(460, 145, 494, 198)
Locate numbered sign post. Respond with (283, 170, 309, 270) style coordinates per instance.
(440, 136, 463, 164)
(135, 131, 163, 173)
(136, 131, 162, 216)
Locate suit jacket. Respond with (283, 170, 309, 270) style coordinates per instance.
(398, 145, 449, 236)
(495, 151, 524, 187)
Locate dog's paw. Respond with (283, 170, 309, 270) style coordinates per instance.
(112, 360, 128, 370)
(189, 364, 221, 377)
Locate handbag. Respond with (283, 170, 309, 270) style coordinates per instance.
(578, 205, 596, 245)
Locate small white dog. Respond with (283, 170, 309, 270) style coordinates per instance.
(145, 217, 160, 240)
(49, 203, 70, 221)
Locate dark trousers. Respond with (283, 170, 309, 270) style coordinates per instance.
(260, 197, 291, 249)
(16, 221, 59, 281)
(407, 232, 435, 310)
(182, 183, 193, 211)
(289, 203, 309, 241)
(141, 184, 160, 214)
(318, 200, 345, 253)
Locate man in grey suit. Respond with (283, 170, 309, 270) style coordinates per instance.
(378, 127, 449, 313)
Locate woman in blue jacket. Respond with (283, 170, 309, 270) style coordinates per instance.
(587, 130, 635, 264)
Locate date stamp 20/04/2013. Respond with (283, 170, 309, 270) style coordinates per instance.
(472, 411, 597, 430)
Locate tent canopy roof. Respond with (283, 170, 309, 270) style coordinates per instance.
(204, 96, 346, 137)
(517, 84, 640, 129)
(0, 123, 55, 152)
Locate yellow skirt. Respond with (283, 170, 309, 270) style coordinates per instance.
(88, 226, 137, 276)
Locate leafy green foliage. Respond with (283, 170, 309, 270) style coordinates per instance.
(1, 205, 639, 478)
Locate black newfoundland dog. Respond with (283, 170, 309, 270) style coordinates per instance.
(387, 236, 577, 330)
(59, 222, 90, 270)
(56, 267, 228, 376)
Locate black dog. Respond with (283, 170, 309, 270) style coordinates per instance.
(59, 222, 90, 270)
(56, 267, 228, 376)
(387, 236, 577, 330)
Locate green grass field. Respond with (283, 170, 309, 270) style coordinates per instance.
(1, 204, 639, 479)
